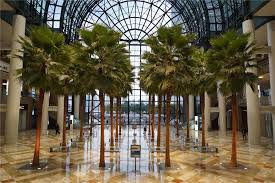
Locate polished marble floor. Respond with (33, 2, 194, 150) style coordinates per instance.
(0, 125, 275, 183)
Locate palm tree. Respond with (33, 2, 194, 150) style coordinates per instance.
(157, 94, 162, 149)
(207, 30, 259, 167)
(80, 24, 130, 167)
(51, 44, 79, 147)
(115, 97, 119, 141)
(16, 26, 67, 167)
(175, 96, 179, 136)
(140, 70, 162, 147)
(119, 97, 122, 135)
(79, 95, 85, 141)
(109, 95, 114, 148)
(192, 49, 217, 148)
(151, 94, 155, 141)
(142, 25, 196, 167)
(148, 93, 151, 136)
(74, 47, 96, 142)
(89, 91, 96, 135)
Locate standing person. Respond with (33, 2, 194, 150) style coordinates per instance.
(56, 123, 60, 135)
(241, 128, 247, 140)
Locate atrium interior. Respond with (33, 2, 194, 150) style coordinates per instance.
(0, 0, 275, 182)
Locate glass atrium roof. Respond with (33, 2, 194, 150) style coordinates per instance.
(6, 0, 244, 44)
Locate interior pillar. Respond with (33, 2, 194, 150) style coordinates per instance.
(74, 95, 80, 119)
(57, 95, 64, 132)
(205, 91, 211, 131)
(217, 82, 226, 135)
(189, 95, 194, 122)
(243, 19, 261, 145)
(267, 21, 275, 144)
(41, 92, 50, 134)
(5, 15, 26, 144)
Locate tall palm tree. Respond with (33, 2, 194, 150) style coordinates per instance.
(192, 49, 217, 148)
(175, 96, 179, 136)
(109, 95, 114, 147)
(89, 91, 96, 135)
(119, 97, 122, 135)
(80, 24, 131, 167)
(185, 96, 190, 141)
(157, 94, 162, 149)
(115, 97, 119, 141)
(148, 93, 151, 136)
(51, 44, 83, 146)
(207, 30, 260, 167)
(151, 94, 155, 141)
(141, 25, 196, 167)
(65, 42, 97, 144)
(16, 26, 67, 167)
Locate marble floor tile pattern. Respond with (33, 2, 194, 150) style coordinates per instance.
(0, 125, 275, 183)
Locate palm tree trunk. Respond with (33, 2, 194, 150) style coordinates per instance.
(165, 91, 171, 167)
(119, 97, 122, 135)
(110, 96, 114, 148)
(79, 95, 85, 141)
(157, 94, 162, 149)
(148, 93, 151, 136)
(176, 96, 179, 136)
(99, 91, 105, 167)
(201, 95, 206, 147)
(186, 96, 190, 140)
(90, 94, 94, 135)
(32, 88, 44, 167)
(115, 97, 119, 141)
(231, 93, 238, 167)
(180, 97, 184, 136)
(62, 95, 68, 147)
(151, 94, 155, 141)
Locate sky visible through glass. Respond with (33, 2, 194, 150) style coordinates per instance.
(82, 0, 185, 103)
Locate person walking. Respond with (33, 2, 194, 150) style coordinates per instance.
(56, 123, 60, 135)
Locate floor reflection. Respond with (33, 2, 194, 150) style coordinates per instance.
(0, 125, 274, 183)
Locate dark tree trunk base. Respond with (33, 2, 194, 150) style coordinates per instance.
(49, 145, 69, 152)
(18, 161, 48, 171)
(196, 146, 218, 153)
(220, 162, 248, 170)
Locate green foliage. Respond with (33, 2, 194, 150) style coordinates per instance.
(140, 25, 197, 96)
(207, 29, 260, 95)
(190, 49, 218, 96)
(79, 24, 134, 97)
(15, 26, 67, 91)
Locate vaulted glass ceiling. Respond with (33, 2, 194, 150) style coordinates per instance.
(6, 0, 244, 44)
(82, 0, 186, 42)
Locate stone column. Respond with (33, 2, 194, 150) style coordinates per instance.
(267, 21, 275, 144)
(205, 91, 211, 130)
(57, 95, 64, 132)
(41, 92, 50, 134)
(5, 15, 26, 144)
(243, 19, 261, 145)
(189, 95, 194, 122)
(74, 95, 80, 119)
(217, 82, 227, 135)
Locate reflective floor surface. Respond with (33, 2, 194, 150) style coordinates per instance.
(0, 125, 275, 183)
